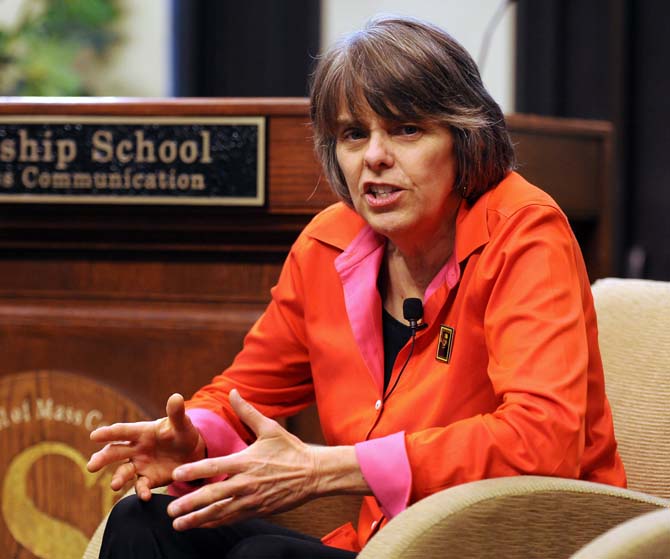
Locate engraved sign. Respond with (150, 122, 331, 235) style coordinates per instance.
(0, 370, 149, 559)
(0, 116, 265, 205)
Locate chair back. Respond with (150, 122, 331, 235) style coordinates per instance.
(570, 506, 670, 558)
(592, 278, 670, 498)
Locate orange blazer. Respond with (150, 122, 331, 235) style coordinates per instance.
(186, 172, 626, 551)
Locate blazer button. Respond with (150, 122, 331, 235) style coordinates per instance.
(374, 399, 382, 411)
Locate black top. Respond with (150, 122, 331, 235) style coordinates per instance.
(382, 307, 413, 390)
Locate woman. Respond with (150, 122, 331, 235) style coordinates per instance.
(87, 16, 626, 558)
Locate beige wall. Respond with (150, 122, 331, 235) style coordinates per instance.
(0, 0, 27, 26)
(94, 0, 170, 97)
(321, 0, 516, 113)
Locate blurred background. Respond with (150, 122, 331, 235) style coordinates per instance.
(1, 0, 667, 279)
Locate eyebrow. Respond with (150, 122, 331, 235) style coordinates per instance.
(333, 116, 363, 134)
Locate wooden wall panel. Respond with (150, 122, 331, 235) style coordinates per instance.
(507, 113, 614, 280)
(0, 257, 282, 303)
(268, 115, 337, 212)
(0, 300, 264, 418)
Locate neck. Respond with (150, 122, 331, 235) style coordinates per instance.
(380, 229, 455, 320)
(388, 234, 454, 290)
(378, 198, 460, 320)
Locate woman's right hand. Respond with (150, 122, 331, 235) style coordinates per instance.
(86, 393, 206, 500)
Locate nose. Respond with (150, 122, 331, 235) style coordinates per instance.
(364, 132, 394, 171)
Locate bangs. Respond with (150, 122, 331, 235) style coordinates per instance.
(318, 38, 439, 137)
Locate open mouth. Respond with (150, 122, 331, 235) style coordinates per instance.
(363, 183, 404, 208)
(365, 184, 401, 199)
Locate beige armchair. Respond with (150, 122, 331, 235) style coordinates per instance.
(84, 278, 670, 558)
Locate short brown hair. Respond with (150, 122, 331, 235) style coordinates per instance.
(309, 16, 515, 205)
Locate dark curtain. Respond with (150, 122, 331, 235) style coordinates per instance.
(172, 0, 321, 97)
(516, 0, 670, 280)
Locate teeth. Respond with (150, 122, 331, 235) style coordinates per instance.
(368, 185, 395, 197)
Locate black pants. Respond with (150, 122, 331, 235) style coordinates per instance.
(100, 494, 358, 559)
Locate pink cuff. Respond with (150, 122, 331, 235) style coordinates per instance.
(186, 408, 248, 457)
(168, 408, 248, 496)
(355, 431, 411, 518)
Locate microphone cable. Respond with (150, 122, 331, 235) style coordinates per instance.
(383, 298, 426, 403)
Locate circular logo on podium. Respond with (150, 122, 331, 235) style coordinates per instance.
(0, 370, 149, 559)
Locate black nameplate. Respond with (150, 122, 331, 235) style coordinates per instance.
(0, 116, 265, 206)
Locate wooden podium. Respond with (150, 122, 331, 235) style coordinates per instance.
(0, 98, 614, 558)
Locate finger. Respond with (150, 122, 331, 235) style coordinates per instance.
(167, 478, 247, 518)
(172, 455, 238, 482)
(165, 393, 189, 432)
(174, 490, 264, 530)
(90, 422, 151, 443)
(110, 461, 137, 490)
(172, 496, 238, 531)
(87, 442, 136, 472)
(229, 389, 276, 437)
(135, 476, 153, 501)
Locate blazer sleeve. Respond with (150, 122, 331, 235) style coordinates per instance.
(185, 243, 315, 443)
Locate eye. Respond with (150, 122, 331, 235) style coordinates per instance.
(340, 127, 367, 142)
(395, 124, 422, 137)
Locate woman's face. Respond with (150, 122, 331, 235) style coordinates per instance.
(335, 104, 460, 250)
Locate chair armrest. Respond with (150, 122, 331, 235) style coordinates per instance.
(357, 476, 670, 559)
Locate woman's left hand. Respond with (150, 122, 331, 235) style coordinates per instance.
(166, 389, 320, 530)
